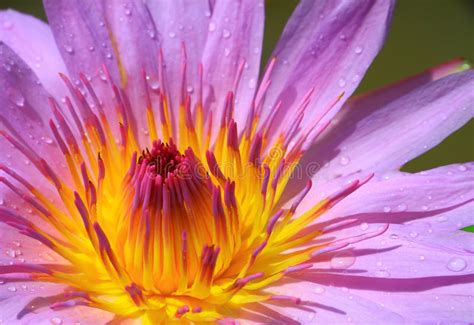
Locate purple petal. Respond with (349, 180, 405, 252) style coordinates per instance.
(103, 1, 161, 145)
(266, 275, 473, 323)
(201, 0, 264, 133)
(322, 163, 474, 224)
(303, 69, 474, 183)
(43, 0, 120, 84)
(146, 0, 213, 110)
(263, 204, 473, 323)
(261, 0, 395, 144)
(0, 43, 69, 185)
(0, 10, 67, 99)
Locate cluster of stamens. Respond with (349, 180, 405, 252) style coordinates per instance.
(0, 43, 379, 323)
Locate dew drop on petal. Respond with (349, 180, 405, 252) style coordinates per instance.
(360, 222, 369, 231)
(51, 317, 63, 324)
(168, 31, 176, 38)
(208, 22, 216, 32)
(339, 155, 350, 166)
(354, 46, 363, 54)
(397, 203, 407, 212)
(63, 44, 74, 54)
(9, 89, 25, 107)
(222, 28, 231, 39)
(375, 270, 390, 278)
(314, 286, 325, 294)
(447, 257, 467, 272)
(330, 251, 356, 270)
(437, 216, 448, 222)
(409, 231, 418, 238)
(338, 78, 346, 88)
(7, 285, 17, 292)
(383, 206, 391, 213)
(248, 78, 257, 89)
(458, 165, 467, 172)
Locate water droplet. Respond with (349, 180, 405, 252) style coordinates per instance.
(222, 28, 231, 39)
(351, 74, 360, 82)
(397, 203, 407, 212)
(314, 286, 325, 294)
(51, 317, 63, 324)
(421, 205, 429, 211)
(354, 46, 363, 54)
(3, 21, 14, 30)
(147, 30, 156, 39)
(338, 78, 346, 88)
(88, 46, 95, 52)
(63, 44, 74, 54)
(419, 255, 425, 261)
(208, 22, 216, 32)
(339, 155, 350, 166)
(447, 257, 467, 272)
(106, 53, 113, 59)
(437, 216, 448, 222)
(360, 222, 369, 231)
(458, 165, 467, 172)
(330, 251, 356, 269)
(41, 137, 54, 145)
(168, 31, 176, 38)
(9, 89, 25, 107)
(224, 47, 231, 56)
(375, 270, 390, 278)
(248, 78, 257, 89)
(5, 249, 17, 258)
(339, 34, 346, 40)
(389, 234, 399, 239)
(383, 206, 391, 213)
(7, 286, 17, 292)
(124, 8, 132, 16)
(409, 231, 418, 238)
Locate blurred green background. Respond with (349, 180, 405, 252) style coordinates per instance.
(1, 0, 473, 172)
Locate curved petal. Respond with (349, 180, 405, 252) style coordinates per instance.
(145, 0, 213, 111)
(0, 10, 67, 99)
(0, 43, 70, 185)
(301, 69, 474, 183)
(103, 0, 161, 145)
(260, 0, 395, 145)
(201, 0, 265, 134)
(262, 204, 474, 323)
(322, 163, 474, 224)
(0, 222, 112, 323)
(265, 275, 473, 323)
(43, 0, 120, 84)
(43, 0, 123, 138)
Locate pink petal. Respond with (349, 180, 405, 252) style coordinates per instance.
(43, 0, 123, 137)
(201, 0, 264, 134)
(317, 163, 474, 226)
(103, 1, 161, 146)
(43, 0, 121, 84)
(0, 10, 67, 99)
(146, 0, 213, 111)
(263, 204, 473, 323)
(260, 0, 395, 144)
(0, 43, 70, 186)
(302, 69, 474, 183)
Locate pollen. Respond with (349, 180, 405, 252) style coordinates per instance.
(0, 51, 366, 323)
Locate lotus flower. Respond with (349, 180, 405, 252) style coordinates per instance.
(0, 0, 472, 323)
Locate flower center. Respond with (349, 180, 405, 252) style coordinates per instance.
(0, 52, 361, 322)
